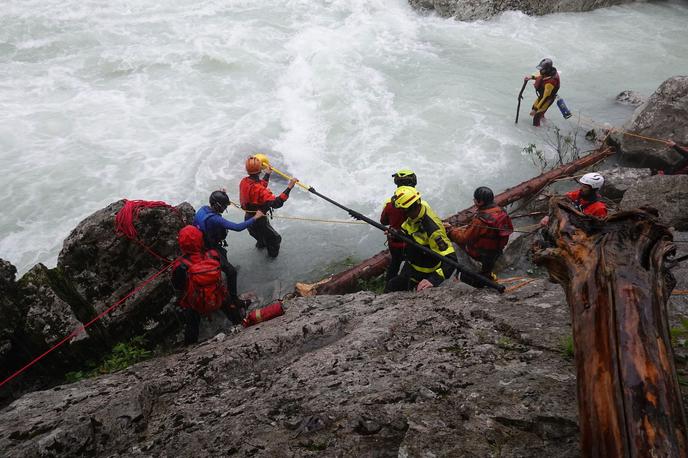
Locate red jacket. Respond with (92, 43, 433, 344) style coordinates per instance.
(239, 174, 290, 212)
(566, 190, 607, 218)
(448, 205, 513, 260)
(380, 199, 407, 249)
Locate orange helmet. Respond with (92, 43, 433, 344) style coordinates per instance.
(245, 156, 262, 175)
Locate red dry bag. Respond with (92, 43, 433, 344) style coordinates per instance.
(242, 301, 284, 328)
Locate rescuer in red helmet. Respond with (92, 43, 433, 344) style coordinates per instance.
(239, 156, 298, 258)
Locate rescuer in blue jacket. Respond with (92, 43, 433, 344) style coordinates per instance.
(193, 190, 264, 308)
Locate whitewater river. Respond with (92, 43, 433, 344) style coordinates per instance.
(1, 0, 687, 299)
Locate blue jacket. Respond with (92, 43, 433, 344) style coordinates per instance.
(193, 205, 255, 247)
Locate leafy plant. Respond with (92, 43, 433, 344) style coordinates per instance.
(559, 335, 575, 359)
(522, 124, 584, 172)
(64, 336, 152, 383)
(356, 275, 386, 294)
(670, 317, 688, 348)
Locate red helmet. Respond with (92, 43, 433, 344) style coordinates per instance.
(245, 156, 262, 175)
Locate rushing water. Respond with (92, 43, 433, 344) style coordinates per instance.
(1, 0, 687, 299)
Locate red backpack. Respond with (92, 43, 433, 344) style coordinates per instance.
(178, 252, 226, 315)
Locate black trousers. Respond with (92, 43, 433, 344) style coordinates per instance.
(385, 245, 405, 284)
(385, 264, 429, 293)
(182, 303, 243, 345)
(245, 214, 282, 258)
(460, 250, 501, 288)
(213, 245, 238, 299)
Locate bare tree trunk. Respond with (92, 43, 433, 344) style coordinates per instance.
(533, 198, 688, 457)
(299, 147, 615, 296)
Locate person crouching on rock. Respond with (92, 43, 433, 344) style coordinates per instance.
(194, 190, 264, 311)
(384, 186, 457, 293)
(380, 169, 417, 283)
(239, 156, 298, 258)
(172, 226, 246, 344)
(540, 173, 608, 227)
(446, 187, 513, 287)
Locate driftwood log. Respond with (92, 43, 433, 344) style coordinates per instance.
(533, 198, 688, 457)
(297, 147, 615, 296)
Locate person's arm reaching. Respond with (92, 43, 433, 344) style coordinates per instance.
(216, 210, 265, 232)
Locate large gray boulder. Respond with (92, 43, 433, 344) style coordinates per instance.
(599, 166, 653, 200)
(618, 76, 688, 170)
(620, 175, 688, 230)
(0, 201, 195, 405)
(409, 0, 640, 21)
(0, 280, 581, 457)
(58, 200, 195, 337)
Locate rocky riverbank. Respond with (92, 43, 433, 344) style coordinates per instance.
(1, 75, 687, 455)
(408, 0, 642, 21)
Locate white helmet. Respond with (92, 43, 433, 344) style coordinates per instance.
(579, 172, 604, 189)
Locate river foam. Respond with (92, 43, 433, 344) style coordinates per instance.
(1, 0, 687, 298)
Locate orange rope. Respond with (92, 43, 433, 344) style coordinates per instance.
(504, 278, 537, 293)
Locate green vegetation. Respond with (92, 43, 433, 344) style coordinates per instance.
(522, 125, 583, 172)
(559, 334, 575, 359)
(65, 336, 152, 383)
(356, 274, 386, 294)
(670, 316, 688, 348)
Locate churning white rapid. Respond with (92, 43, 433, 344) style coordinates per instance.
(1, 0, 687, 299)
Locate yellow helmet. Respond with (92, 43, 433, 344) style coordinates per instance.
(393, 186, 421, 209)
(254, 153, 270, 166)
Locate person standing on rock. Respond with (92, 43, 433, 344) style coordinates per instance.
(171, 225, 244, 344)
(380, 169, 417, 283)
(194, 190, 265, 309)
(446, 187, 513, 286)
(239, 156, 298, 258)
(384, 186, 457, 293)
(524, 58, 560, 127)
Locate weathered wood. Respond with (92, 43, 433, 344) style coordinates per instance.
(305, 147, 615, 296)
(533, 198, 688, 457)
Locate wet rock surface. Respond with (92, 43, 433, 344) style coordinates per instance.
(599, 166, 652, 200)
(408, 0, 638, 21)
(618, 75, 688, 169)
(0, 280, 581, 457)
(0, 201, 195, 406)
(615, 90, 646, 106)
(621, 174, 688, 230)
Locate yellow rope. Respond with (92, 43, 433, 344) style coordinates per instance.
(273, 215, 366, 225)
(574, 113, 671, 146)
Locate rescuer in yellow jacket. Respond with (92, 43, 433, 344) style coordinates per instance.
(524, 58, 560, 127)
(384, 186, 457, 293)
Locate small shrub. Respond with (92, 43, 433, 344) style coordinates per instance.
(63, 336, 152, 383)
(356, 275, 386, 294)
(559, 335, 575, 359)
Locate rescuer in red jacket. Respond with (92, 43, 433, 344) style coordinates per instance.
(380, 169, 417, 283)
(239, 156, 298, 258)
(540, 172, 608, 227)
(446, 187, 513, 286)
(524, 58, 561, 127)
(565, 172, 607, 218)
